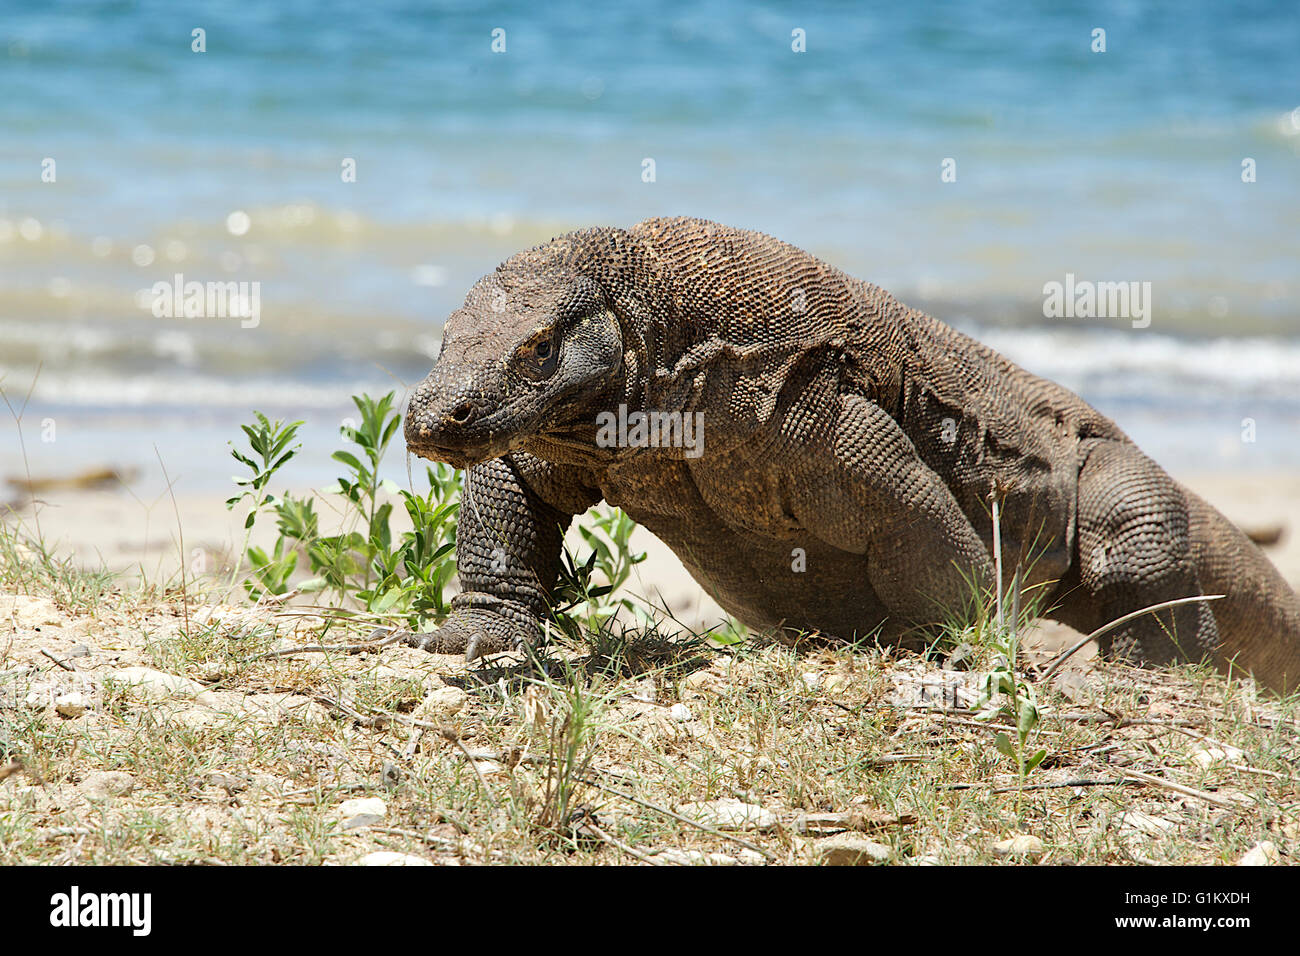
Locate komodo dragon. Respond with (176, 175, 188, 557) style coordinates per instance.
(402, 217, 1300, 694)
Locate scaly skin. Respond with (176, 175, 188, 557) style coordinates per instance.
(403, 217, 1300, 694)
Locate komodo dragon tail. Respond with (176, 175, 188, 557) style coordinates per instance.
(1181, 485, 1300, 695)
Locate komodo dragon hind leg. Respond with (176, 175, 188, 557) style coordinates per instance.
(1057, 439, 1219, 666)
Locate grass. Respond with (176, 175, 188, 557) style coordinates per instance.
(2, 519, 1297, 865)
(1, 399, 1296, 865)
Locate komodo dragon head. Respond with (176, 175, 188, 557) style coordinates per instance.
(405, 265, 623, 469)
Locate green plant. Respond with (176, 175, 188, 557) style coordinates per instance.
(225, 412, 303, 594)
(551, 506, 647, 637)
(226, 394, 461, 625)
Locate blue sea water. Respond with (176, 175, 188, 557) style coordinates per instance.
(0, 0, 1298, 491)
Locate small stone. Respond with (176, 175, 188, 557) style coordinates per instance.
(54, 692, 89, 718)
(356, 851, 432, 866)
(676, 798, 776, 832)
(817, 833, 893, 865)
(80, 770, 135, 801)
(1, 594, 63, 628)
(669, 703, 692, 722)
(337, 797, 386, 830)
(1118, 811, 1176, 837)
(108, 667, 203, 700)
(1190, 746, 1245, 769)
(418, 686, 468, 718)
(822, 673, 849, 693)
(653, 849, 740, 866)
(682, 669, 721, 691)
(799, 671, 822, 690)
(67, 645, 91, 658)
(991, 833, 1044, 860)
(1237, 841, 1278, 866)
(22, 686, 53, 710)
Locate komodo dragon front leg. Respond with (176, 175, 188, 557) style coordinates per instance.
(787, 394, 995, 636)
(403, 453, 599, 659)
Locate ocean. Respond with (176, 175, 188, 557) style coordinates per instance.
(2, 0, 1298, 494)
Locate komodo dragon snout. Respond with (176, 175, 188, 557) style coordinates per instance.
(405, 267, 622, 469)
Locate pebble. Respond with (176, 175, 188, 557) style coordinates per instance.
(1118, 811, 1176, 836)
(991, 833, 1044, 860)
(108, 667, 203, 700)
(418, 686, 468, 718)
(669, 703, 692, 722)
(1189, 745, 1245, 769)
(1237, 841, 1278, 866)
(676, 798, 776, 832)
(0, 594, 62, 628)
(54, 692, 89, 718)
(356, 851, 433, 866)
(816, 833, 893, 865)
(79, 770, 135, 801)
(337, 797, 387, 830)
(653, 849, 741, 866)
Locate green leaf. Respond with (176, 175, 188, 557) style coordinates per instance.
(1025, 749, 1048, 773)
(994, 732, 1015, 758)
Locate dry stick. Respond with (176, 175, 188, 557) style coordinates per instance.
(577, 776, 778, 862)
(439, 727, 500, 812)
(586, 823, 668, 866)
(1049, 711, 1204, 728)
(39, 648, 76, 672)
(909, 708, 1065, 737)
(370, 825, 499, 859)
(1038, 594, 1226, 683)
(243, 628, 407, 663)
(942, 777, 1135, 794)
(1120, 767, 1250, 810)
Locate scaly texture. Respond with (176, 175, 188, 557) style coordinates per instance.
(403, 217, 1300, 693)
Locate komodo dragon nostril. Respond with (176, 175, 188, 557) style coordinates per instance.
(448, 401, 474, 424)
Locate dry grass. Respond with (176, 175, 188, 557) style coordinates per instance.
(2, 529, 1298, 867)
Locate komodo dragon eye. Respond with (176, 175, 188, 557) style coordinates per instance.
(516, 331, 559, 379)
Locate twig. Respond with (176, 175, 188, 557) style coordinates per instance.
(371, 825, 501, 860)
(577, 776, 778, 862)
(243, 628, 407, 663)
(1051, 711, 1205, 729)
(942, 777, 1134, 794)
(437, 727, 499, 811)
(1038, 595, 1225, 682)
(908, 708, 1065, 737)
(39, 648, 76, 672)
(586, 823, 666, 865)
(1120, 767, 1251, 809)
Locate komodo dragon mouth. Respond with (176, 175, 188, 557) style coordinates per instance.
(404, 264, 623, 470)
